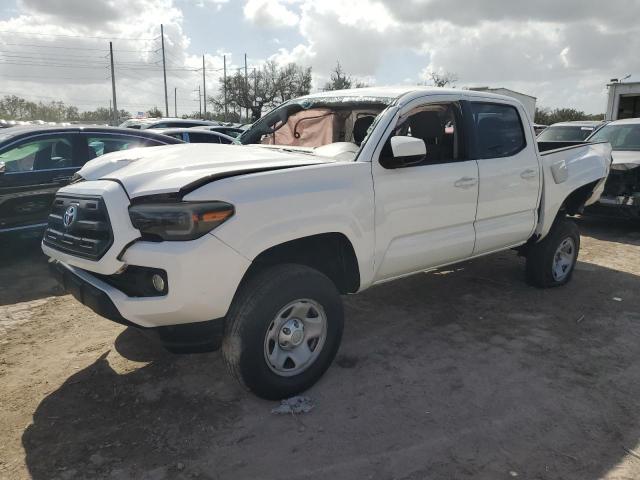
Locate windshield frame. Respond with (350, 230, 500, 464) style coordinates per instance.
(235, 96, 394, 151)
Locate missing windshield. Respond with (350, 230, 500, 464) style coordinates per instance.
(238, 97, 392, 150)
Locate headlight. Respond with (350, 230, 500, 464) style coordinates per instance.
(128, 201, 234, 241)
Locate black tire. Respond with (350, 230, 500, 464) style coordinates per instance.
(526, 216, 580, 288)
(222, 264, 344, 400)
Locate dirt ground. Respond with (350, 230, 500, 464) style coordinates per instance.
(1, 216, 639, 480)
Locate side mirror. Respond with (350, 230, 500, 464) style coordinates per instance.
(381, 136, 426, 168)
(0, 161, 5, 175)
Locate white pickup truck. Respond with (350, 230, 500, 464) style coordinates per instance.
(42, 87, 611, 399)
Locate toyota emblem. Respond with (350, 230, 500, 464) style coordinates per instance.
(63, 205, 77, 228)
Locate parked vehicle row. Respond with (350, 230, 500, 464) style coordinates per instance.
(118, 117, 247, 133)
(41, 87, 611, 399)
(192, 125, 246, 138)
(153, 128, 235, 144)
(537, 120, 604, 143)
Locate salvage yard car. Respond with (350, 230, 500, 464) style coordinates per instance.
(154, 127, 235, 144)
(120, 118, 219, 130)
(536, 120, 604, 145)
(42, 87, 611, 399)
(585, 118, 640, 217)
(0, 126, 181, 241)
(192, 125, 246, 138)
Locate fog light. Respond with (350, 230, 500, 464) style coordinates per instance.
(151, 274, 165, 292)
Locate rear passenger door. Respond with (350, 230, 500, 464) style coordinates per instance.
(466, 101, 540, 254)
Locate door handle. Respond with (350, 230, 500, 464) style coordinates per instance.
(520, 169, 537, 180)
(454, 177, 478, 189)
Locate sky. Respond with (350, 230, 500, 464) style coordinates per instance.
(0, 0, 638, 116)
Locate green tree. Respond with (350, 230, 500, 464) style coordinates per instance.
(210, 61, 312, 121)
(146, 106, 163, 118)
(422, 70, 458, 88)
(535, 107, 604, 125)
(323, 61, 368, 91)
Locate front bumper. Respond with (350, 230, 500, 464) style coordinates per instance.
(47, 232, 251, 328)
(50, 259, 228, 353)
(42, 180, 252, 329)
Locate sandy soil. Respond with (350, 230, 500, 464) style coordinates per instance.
(1, 216, 639, 480)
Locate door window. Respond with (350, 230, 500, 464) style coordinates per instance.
(0, 136, 74, 173)
(187, 132, 224, 143)
(381, 102, 463, 166)
(469, 103, 526, 158)
(85, 135, 163, 160)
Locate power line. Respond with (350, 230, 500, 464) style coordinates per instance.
(0, 73, 106, 81)
(0, 42, 156, 53)
(0, 52, 109, 64)
(0, 30, 158, 41)
(0, 60, 107, 69)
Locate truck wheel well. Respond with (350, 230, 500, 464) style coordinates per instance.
(243, 233, 360, 294)
(561, 180, 599, 215)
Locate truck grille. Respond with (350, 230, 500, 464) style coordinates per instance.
(43, 194, 113, 260)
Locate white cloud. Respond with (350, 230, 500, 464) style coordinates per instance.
(243, 0, 300, 28)
(1, 0, 638, 115)
(0, 0, 239, 116)
(268, 1, 413, 77)
(258, 0, 640, 113)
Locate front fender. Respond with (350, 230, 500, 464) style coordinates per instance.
(184, 161, 376, 287)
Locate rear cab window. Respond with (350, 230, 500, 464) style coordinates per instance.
(468, 102, 526, 159)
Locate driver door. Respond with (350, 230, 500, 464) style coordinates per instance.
(371, 97, 479, 282)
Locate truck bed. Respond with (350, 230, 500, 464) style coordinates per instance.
(535, 141, 612, 239)
(537, 140, 588, 153)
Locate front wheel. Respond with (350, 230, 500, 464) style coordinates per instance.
(222, 264, 344, 400)
(526, 216, 580, 288)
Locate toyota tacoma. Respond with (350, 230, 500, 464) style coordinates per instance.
(42, 87, 612, 399)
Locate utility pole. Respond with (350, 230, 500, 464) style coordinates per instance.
(174, 87, 177, 117)
(202, 55, 207, 118)
(223, 55, 228, 122)
(198, 85, 202, 117)
(253, 67, 257, 122)
(161, 24, 169, 117)
(244, 53, 248, 122)
(109, 42, 118, 126)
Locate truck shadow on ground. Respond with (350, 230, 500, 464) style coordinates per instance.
(21, 249, 640, 479)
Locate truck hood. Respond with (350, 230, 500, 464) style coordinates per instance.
(78, 143, 334, 198)
(611, 150, 640, 171)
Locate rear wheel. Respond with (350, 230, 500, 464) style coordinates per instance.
(526, 216, 580, 288)
(222, 264, 343, 399)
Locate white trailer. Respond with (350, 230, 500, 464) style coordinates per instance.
(469, 87, 537, 121)
(605, 80, 640, 121)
